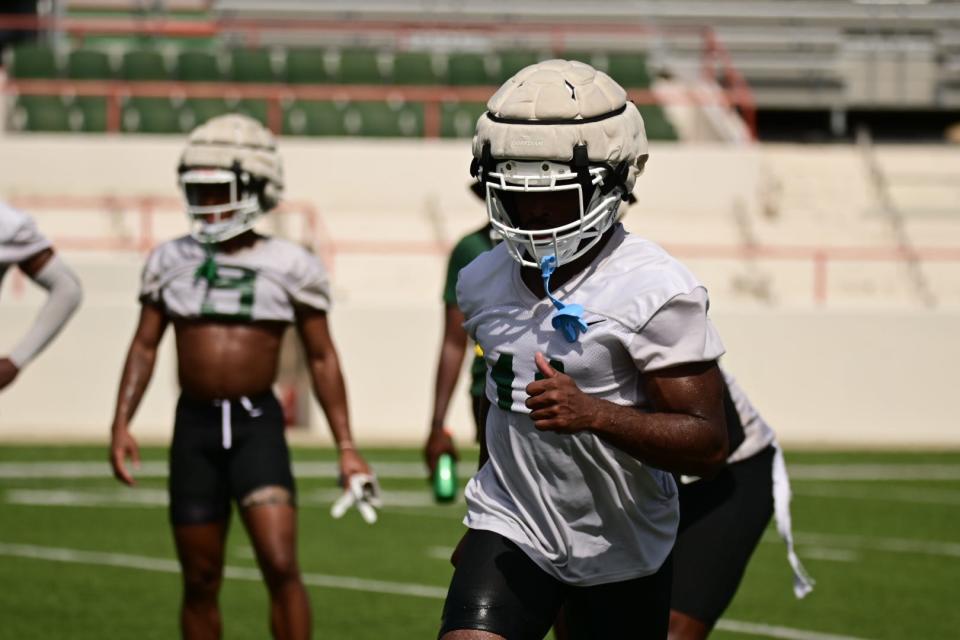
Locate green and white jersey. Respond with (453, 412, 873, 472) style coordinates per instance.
(0, 202, 52, 290)
(457, 224, 725, 586)
(139, 235, 330, 322)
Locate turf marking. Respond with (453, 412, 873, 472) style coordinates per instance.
(794, 484, 960, 506)
(0, 542, 447, 599)
(0, 541, 873, 640)
(795, 547, 860, 563)
(715, 620, 870, 640)
(1, 460, 959, 481)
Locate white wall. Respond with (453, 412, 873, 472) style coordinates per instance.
(1, 134, 958, 447)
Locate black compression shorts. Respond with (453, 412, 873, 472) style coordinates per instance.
(671, 445, 775, 626)
(168, 390, 295, 526)
(439, 529, 672, 640)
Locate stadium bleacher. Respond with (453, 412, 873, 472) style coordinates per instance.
(3, 42, 674, 138)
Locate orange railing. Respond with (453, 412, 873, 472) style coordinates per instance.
(8, 194, 960, 305)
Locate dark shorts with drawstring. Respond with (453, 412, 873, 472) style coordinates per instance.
(168, 390, 295, 526)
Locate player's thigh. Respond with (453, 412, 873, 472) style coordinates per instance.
(671, 447, 775, 626)
(229, 394, 296, 508)
(564, 555, 672, 640)
(169, 397, 231, 526)
(439, 529, 564, 640)
(239, 501, 299, 576)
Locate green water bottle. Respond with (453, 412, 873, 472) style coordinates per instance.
(433, 453, 458, 503)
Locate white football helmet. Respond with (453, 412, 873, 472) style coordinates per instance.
(177, 114, 283, 244)
(471, 59, 649, 268)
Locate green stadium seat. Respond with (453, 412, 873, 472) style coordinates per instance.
(392, 51, 440, 85)
(230, 48, 277, 83)
(236, 99, 270, 125)
(120, 49, 168, 81)
(495, 50, 541, 82)
(9, 45, 59, 79)
(637, 104, 678, 141)
(562, 50, 598, 68)
(606, 53, 650, 88)
(12, 95, 71, 131)
(344, 101, 423, 137)
(122, 97, 181, 133)
(66, 49, 112, 80)
(182, 98, 231, 129)
(283, 101, 345, 136)
(72, 96, 108, 132)
(445, 52, 494, 86)
(440, 101, 487, 138)
(336, 48, 386, 84)
(284, 49, 331, 84)
(176, 50, 223, 82)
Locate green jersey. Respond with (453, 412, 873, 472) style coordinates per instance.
(443, 225, 494, 397)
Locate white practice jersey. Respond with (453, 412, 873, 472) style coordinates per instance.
(458, 225, 725, 586)
(723, 369, 777, 463)
(140, 235, 330, 322)
(0, 202, 52, 291)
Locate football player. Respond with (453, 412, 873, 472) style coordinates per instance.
(108, 114, 375, 640)
(0, 202, 83, 392)
(438, 60, 729, 640)
(666, 370, 814, 640)
(424, 183, 494, 477)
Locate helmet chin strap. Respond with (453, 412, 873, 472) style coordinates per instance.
(539, 255, 588, 343)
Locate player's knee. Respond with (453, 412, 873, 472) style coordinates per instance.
(182, 567, 223, 601)
(259, 550, 300, 590)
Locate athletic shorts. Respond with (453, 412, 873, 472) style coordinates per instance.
(439, 529, 672, 640)
(168, 390, 295, 526)
(671, 445, 775, 625)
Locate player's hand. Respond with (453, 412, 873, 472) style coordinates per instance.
(338, 446, 372, 481)
(110, 428, 140, 486)
(0, 358, 20, 391)
(525, 352, 598, 434)
(424, 428, 458, 480)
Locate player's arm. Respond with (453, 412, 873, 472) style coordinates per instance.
(295, 306, 372, 480)
(424, 303, 466, 476)
(0, 248, 83, 391)
(109, 302, 169, 485)
(525, 353, 728, 476)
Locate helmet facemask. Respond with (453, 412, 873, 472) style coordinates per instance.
(179, 166, 264, 244)
(483, 159, 624, 268)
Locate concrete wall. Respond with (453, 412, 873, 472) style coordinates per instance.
(1, 134, 958, 447)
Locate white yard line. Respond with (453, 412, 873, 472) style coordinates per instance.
(0, 541, 446, 599)
(795, 547, 860, 563)
(0, 541, 872, 640)
(4, 487, 453, 509)
(1, 460, 958, 481)
(792, 532, 960, 559)
(715, 620, 871, 640)
(788, 464, 960, 481)
(793, 485, 960, 506)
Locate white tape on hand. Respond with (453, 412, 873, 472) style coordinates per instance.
(330, 473, 382, 524)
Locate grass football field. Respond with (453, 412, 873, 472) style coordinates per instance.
(0, 445, 957, 639)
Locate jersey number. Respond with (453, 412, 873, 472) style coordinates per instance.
(200, 266, 256, 320)
(490, 353, 564, 410)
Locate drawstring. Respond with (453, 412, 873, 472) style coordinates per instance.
(539, 255, 588, 343)
(217, 399, 232, 450)
(239, 396, 263, 417)
(214, 396, 262, 450)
